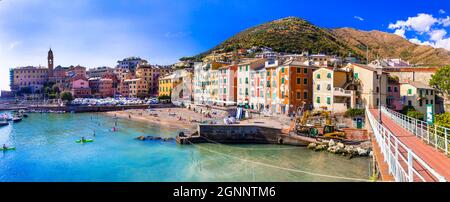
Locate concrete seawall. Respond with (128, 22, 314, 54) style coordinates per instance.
(177, 124, 318, 146)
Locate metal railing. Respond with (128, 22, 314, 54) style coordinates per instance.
(381, 106, 450, 156)
(366, 107, 446, 182)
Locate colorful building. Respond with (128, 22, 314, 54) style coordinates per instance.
(313, 67, 356, 113)
(136, 63, 172, 97)
(11, 66, 49, 93)
(348, 63, 388, 109)
(125, 78, 148, 98)
(217, 64, 238, 106)
(71, 75, 91, 98)
(236, 58, 266, 107)
(400, 81, 436, 116)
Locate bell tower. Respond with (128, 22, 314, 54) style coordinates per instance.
(48, 48, 54, 78)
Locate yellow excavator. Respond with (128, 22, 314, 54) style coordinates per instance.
(294, 109, 346, 140)
(320, 110, 346, 140)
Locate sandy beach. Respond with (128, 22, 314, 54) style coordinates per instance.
(103, 107, 229, 134)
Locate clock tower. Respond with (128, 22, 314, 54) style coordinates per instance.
(48, 48, 54, 78)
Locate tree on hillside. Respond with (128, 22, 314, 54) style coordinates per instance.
(430, 65, 450, 98)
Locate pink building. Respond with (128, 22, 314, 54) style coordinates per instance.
(71, 75, 91, 98)
(387, 79, 402, 110)
(217, 64, 238, 106)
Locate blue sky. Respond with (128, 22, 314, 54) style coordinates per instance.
(0, 0, 449, 91)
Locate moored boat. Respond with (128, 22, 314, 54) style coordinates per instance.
(12, 116, 22, 122)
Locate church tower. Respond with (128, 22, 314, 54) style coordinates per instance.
(48, 48, 54, 78)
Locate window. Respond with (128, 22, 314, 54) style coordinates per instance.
(316, 96, 321, 104)
(246, 65, 249, 71)
(394, 87, 398, 92)
(408, 100, 412, 107)
(388, 87, 391, 92)
(419, 99, 423, 107)
(431, 91, 434, 95)
(297, 92, 301, 99)
(327, 97, 331, 105)
(239, 78, 242, 84)
(376, 87, 379, 93)
(223, 88, 226, 94)
(296, 78, 301, 84)
(303, 78, 308, 85)
(316, 74, 321, 79)
(426, 99, 429, 105)
(354, 73, 359, 80)
(327, 84, 331, 91)
(376, 98, 380, 106)
(431, 99, 434, 104)
(239, 66, 242, 72)
(426, 90, 429, 95)
(317, 85, 320, 90)
(245, 88, 248, 96)
(408, 89, 412, 95)
(304, 92, 308, 99)
(304, 68, 308, 74)
(267, 71, 270, 76)
(281, 78, 285, 84)
(327, 73, 331, 78)
(245, 78, 248, 84)
(281, 68, 285, 73)
(297, 68, 301, 73)
(224, 79, 226, 83)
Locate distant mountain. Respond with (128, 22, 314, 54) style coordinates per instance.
(332, 28, 450, 66)
(195, 17, 363, 60)
(189, 17, 450, 67)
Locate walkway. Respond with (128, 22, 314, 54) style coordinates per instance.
(369, 109, 450, 181)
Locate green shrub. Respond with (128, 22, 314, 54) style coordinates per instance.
(158, 95, 171, 100)
(435, 113, 450, 128)
(60, 92, 74, 103)
(345, 108, 365, 117)
(402, 106, 424, 120)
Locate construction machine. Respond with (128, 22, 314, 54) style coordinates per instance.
(294, 107, 346, 140)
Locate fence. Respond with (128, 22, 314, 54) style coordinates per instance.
(366, 107, 446, 182)
(381, 106, 449, 156)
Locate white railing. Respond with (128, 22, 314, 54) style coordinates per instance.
(333, 87, 352, 96)
(381, 106, 449, 156)
(366, 107, 446, 182)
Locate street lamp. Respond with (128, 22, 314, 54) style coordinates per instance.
(376, 67, 383, 124)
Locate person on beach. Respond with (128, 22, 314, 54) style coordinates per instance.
(2, 144, 7, 149)
(81, 137, 85, 142)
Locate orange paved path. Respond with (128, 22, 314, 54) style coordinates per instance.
(370, 109, 450, 181)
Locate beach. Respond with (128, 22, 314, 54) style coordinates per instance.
(103, 106, 229, 134)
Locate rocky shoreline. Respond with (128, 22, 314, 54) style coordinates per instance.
(307, 139, 372, 158)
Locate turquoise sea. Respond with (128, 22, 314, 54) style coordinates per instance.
(0, 112, 370, 182)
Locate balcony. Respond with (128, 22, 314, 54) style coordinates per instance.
(333, 87, 353, 97)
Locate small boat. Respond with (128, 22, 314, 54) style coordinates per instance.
(75, 139, 94, 143)
(22, 114, 29, 118)
(0, 147, 16, 151)
(0, 121, 8, 127)
(12, 117, 22, 122)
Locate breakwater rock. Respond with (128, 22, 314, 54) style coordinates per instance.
(136, 136, 175, 142)
(307, 139, 371, 158)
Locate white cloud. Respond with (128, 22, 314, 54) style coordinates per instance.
(408, 38, 433, 46)
(393, 29, 406, 38)
(354, 16, 364, 21)
(389, 13, 438, 33)
(8, 41, 21, 50)
(429, 29, 447, 41)
(439, 9, 446, 14)
(440, 16, 450, 27)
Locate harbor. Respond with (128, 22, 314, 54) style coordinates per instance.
(0, 111, 371, 182)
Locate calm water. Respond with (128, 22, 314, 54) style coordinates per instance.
(0, 112, 370, 182)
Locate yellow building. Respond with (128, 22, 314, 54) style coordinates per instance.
(158, 74, 178, 97)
